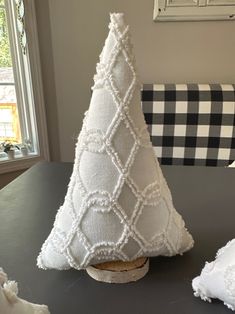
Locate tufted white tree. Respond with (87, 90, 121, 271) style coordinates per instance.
(193, 239, 235, 311)
(37, 13, 193, 271)
(0, 268, 49, 314)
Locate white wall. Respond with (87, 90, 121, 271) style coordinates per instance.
(37, 0, 235, 161)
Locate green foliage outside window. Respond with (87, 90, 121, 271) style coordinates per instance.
(0, 6, 12, 67)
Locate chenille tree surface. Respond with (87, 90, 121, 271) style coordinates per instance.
(37, 13, 193, 273)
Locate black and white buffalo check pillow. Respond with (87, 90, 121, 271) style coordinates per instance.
(142, 84, 235, 166)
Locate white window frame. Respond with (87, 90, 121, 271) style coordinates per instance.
(0, 0, 50, 174)
(154, 0, 235, 21)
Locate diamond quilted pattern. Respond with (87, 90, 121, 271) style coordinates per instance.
(37, 13, 193, 271)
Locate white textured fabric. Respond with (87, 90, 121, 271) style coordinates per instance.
(0, 268, 50, 314)
(229, 161, 235, 167)
(37, 13, 194, 270)
(192, 239, 235, 311)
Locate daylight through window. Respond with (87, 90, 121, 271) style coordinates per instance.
(0, 0, 47, 165)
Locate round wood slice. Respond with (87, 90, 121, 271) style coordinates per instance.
(86, 257, 149, 283)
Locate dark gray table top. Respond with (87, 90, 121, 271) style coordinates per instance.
(0, 162, 235, 314)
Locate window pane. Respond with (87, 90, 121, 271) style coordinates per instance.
(0, 6, 21, 144)
(0, 0, 4, 7)
(0, 103, 21, 143)
(0, 8, 12, 67)
(0, 66, 14, 83)
(0, 108, 12, 122)
(0, 122, 14, 137)
(0, 81, 16, 103)
(0, 86, 21, 143)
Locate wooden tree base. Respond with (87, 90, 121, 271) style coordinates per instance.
(86, 257, 149, 283)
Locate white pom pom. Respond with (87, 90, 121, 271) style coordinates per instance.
(3, 280, 19, 303)
(32, 304, 50, 314)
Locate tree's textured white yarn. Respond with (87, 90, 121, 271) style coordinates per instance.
(37, 13, 194, 270)
(0, 268, 50, 314)
(192, 239, 235, 311)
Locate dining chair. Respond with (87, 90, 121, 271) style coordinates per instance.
(142, 84, 235, 166)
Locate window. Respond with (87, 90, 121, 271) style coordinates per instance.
(154, 0, 235, 21)
(0, 0, 49, 173)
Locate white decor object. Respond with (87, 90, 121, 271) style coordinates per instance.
(228, 161, 235, 168)
(37, 13, 194, 271)
(154, 0, 235, 21)
(7, 150, 15, 160)
(192, 239, 235, 311)
(21, 147, 28, 157)
(0, 268, 50, 314)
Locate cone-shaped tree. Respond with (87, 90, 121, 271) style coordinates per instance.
(37, 13, 193, 270)
(0, 268, 50, 314)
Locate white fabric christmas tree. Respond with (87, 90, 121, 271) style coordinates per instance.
(0, 268, 50, 314)
(193, 239, 235, 311)
(37, 13, 194, 270)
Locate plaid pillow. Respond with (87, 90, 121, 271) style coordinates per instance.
(142, 84, 235, 166)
